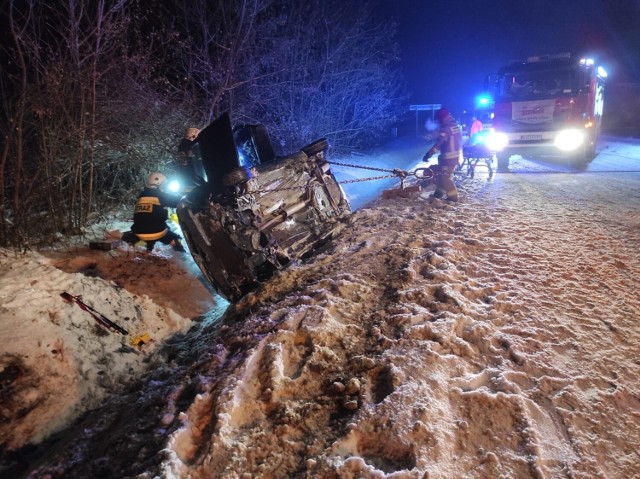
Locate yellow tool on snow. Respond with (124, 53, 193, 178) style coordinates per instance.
(129, 333, 151, 348)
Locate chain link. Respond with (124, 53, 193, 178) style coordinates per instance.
(327, 161, 435, 184)
(244, 161, 435, 195)
(326, 160, 399, 174)
(338, 174, 399, 184)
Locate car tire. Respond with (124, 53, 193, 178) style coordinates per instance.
(302, 138, 329, 157)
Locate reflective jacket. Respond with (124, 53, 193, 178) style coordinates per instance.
(433, 121, 463, 166)
(131, 187, 180, 239)
(469, 119, 483, 137)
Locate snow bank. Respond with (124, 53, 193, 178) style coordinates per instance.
(0, 244, 215, 451)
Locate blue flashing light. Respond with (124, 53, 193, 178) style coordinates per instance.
(475, 93, 494, 109)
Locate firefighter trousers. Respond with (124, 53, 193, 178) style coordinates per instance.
(432, 162, 459, 201)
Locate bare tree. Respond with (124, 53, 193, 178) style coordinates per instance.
(0, 0, 130, 244)
(239, 0, 405, 153)
(166, 0, 272, 126)
(167, 0, 404, 154)
(0, 0, 188, 247)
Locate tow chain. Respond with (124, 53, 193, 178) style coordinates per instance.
(326, 160, 434, 189)
(246, 161, 435, 195)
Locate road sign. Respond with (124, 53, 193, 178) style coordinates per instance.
(409, 104, 441, 111)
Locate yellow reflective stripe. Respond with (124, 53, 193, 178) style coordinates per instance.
(139, 196, 161, 205)
(135, 196, 161, 213)
(135, 229, 168, 241)
(442, 151, 461, 159)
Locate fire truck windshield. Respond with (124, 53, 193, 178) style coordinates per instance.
(497, 68, 578, 101)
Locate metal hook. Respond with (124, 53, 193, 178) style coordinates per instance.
(413, 167, 435, 180)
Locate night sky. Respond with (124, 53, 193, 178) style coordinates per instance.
(384, 0, 640, 115)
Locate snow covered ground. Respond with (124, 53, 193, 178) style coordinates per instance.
(2, 137, 640, 478)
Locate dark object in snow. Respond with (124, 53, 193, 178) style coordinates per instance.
(177, 112, 351, 302)
(89, 239, 122, 251)
(60, 292, 129, 335)
(382, 185, 422, 199)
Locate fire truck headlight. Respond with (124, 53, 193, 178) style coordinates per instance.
(486, 132, 508, 152)
(554, 129, 584, 151)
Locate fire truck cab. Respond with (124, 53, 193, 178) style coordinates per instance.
(487, 53, 606, 170)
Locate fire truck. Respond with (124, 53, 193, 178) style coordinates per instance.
(486, 53, 606, 170)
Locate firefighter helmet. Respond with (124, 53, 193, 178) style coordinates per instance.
(146, 172, 167, 188)
(185, 128, 200, 140)
(435, 108, 451, 122)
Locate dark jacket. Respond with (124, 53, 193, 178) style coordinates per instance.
(177, 138, 205, 184)
(177, 138, 200, 164)
(131, 187, 180, 237)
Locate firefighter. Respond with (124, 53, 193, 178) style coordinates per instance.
(422, 108, 463, 202)
(176, 127, 206, 187)
(122, 172, 185, 252)
(469, 115, 483, 140)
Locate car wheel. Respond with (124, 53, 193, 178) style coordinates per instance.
(302, 138, 329, 157)
(223, 167, 252, 187)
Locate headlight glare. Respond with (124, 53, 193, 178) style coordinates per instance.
(486, 132, 508, 152)
(554, 129, 584, 151)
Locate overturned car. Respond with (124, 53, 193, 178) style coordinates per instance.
(176, 113, 352, 302)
